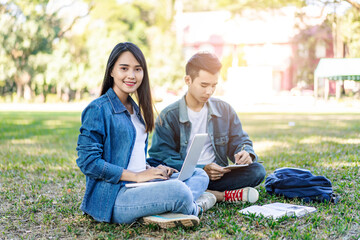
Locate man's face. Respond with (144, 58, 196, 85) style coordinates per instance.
(186, 69, 219, 105)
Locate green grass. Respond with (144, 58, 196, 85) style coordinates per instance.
(1, 111, 360, 239)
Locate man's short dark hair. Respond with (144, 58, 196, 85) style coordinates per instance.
(185, 52, 222, 80)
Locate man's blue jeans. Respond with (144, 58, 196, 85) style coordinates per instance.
(208, 162, 266, 191)
(111, 168, 209, 224)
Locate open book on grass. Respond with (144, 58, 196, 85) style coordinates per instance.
(239, 202, 317, 219)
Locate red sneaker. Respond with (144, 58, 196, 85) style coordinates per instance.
(223, 187, 259, 203)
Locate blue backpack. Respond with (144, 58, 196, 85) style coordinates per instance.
(265, 167, 339, 203)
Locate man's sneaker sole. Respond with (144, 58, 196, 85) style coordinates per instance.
(141, 213, 200, 228)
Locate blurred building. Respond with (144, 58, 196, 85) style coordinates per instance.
(174, 5, 334, 98)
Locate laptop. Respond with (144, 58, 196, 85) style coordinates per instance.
(125, 133, 208, 188)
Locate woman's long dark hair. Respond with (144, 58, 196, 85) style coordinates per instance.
(100, 42, 154, 132)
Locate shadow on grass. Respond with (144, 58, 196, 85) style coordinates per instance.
(0, 112, 81, 140)
(1, 111, 81, 169)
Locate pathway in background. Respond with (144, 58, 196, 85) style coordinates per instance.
(1, 96, 359, 113)
(221, 95, 360, 113)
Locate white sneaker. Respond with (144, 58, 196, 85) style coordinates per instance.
(196, 192, 217, 212)
(141, 213, 199, 228)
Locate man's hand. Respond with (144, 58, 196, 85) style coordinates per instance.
(234, 150, 253, 165)
(204, 163, 231, 181)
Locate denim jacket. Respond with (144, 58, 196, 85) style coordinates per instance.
(76, 88, 147, 222)
(148, 95, 257, 171)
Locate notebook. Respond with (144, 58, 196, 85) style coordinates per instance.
(224, 164, 249, 170)
(239, 202, 317, 219)
(125, 133, 208, 188)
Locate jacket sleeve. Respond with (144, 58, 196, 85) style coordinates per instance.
(227, 105, 258, 162)
(76, 104, 124, 184)
(148, 112, 184, 171)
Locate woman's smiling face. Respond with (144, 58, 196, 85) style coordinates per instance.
(111, 51, 144, 102)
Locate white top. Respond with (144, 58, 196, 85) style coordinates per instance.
(186, 104, 215, 165)
(126, 109, 147, 172)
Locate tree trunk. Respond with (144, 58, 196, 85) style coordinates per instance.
(62, 87, 70, 102)
(16, 81, 23, 99)
(24, 83, 32, 101)
(42, 82, 48, 103)
(15, 71, 31, 100)
(75, 89, 81, 101)
(57, 84, 62, 100)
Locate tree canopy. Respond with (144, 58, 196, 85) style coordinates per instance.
(0, 0, 359, 102)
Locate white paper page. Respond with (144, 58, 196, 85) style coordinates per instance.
(239, 205, 291, 219)
(263, 203, 317, 217)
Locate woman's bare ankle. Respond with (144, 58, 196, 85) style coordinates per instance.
(206, 190, 224, 202)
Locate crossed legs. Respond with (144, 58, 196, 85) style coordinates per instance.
(207, 162, 266, 202)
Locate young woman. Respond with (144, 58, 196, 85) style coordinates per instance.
(76, 42, 214, 228)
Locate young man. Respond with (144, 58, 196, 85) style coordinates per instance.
(149, 52, 266, 203)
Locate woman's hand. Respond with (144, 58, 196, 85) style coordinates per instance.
(134, 165, 178, 182)
(132, 167, 169, 182)
(120, 165, 179, 183)
(155, 164, 178, 177)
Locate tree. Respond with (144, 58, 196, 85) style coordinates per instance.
(0, 0, 93, 102)
(342, 8, 360, 57)
(216, 0, 305, 12)
(0, 0, 60, 100)
(342, 0, 360, 10)
(220, 48, 247, 82)
(85, 0, 185, 91)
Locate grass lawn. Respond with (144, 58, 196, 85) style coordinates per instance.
(1, 111, 359, 239)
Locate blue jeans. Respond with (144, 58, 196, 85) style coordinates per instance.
(111, 168, 209, 224)
(208, 162, 266, 191)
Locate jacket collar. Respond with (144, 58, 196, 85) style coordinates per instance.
(207, 97, 222, 118)
(179, 94, 222, 123)
(106, 88, 140, 115)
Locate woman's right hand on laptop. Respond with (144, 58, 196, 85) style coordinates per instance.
(135, 167, 171, 182)
(156, 165, 179, 177)
(120, 167, 170, 183)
